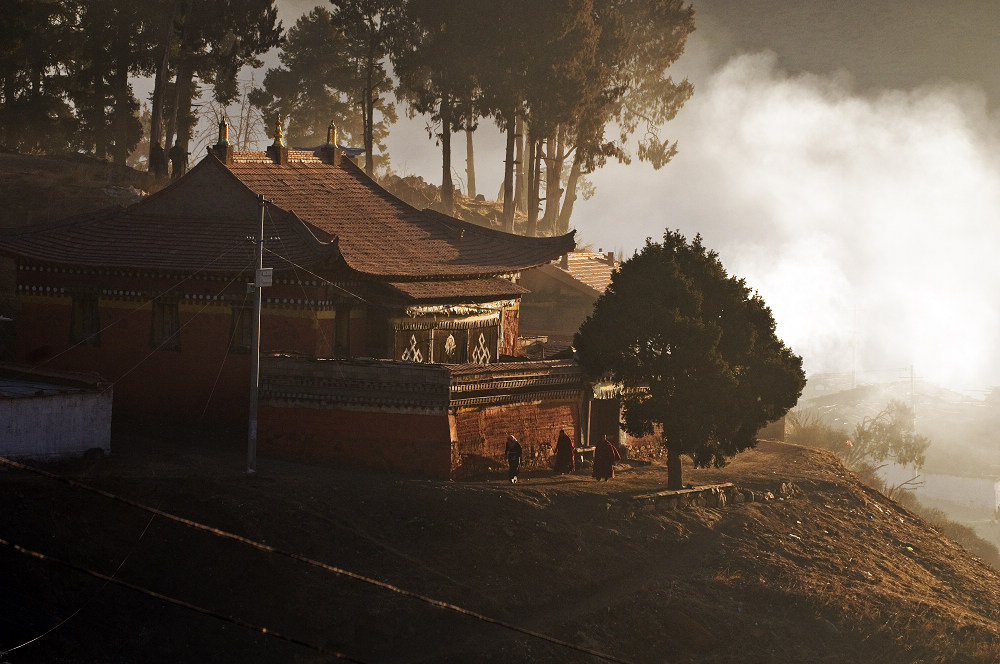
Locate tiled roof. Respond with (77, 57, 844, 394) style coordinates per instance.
(528, 251, 619, 298)
(223, 152, 576, 279)
(0, 148, 575, 280)
(0, 155, 337, 273)
(0, 206, 335, 273)
(561, 252, 618, 294)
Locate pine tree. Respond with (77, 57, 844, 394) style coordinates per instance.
(329, 0, 402, 174)
(575, 230, 806, 489)
(249, 7, 359, 147)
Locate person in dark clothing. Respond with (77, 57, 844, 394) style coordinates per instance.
(169, 140, 188, 179)
(592, 435, 621, 481)
(150, 142, 168, 179)
(504, 435, 522, 484)
(553, 429, 575, 474)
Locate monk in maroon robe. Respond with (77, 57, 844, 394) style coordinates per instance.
(592, 435, 621, 481)
(553, 429, 575, 474)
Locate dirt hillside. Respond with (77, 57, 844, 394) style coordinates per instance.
(0, 153, 156, 230)
(2, 425, 1000, 663)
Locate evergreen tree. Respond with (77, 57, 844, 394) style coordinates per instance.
(249, 7, 359, 147)
(160, 0, 281, 173)
(555, 0, 695, 234)
(329, 0, 401, 174)
(67, 0, 160, 163)
(0, 0, 81, 153)
(392, 0, 480, 214)
(575, 230, 806, 489)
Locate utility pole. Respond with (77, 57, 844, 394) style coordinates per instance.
(247, 194, 272, 475)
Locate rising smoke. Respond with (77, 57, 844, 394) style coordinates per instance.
(582, 51, 1000, 392)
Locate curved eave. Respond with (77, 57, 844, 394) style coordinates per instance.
(225, 153, 577, 279)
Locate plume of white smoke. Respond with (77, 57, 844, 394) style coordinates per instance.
(580, 52, 1000, 391)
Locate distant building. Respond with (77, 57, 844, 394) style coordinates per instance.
(518, 250, 620, 358)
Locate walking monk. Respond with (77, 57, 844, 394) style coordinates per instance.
(554, 429, 575, 474)
(592, 435, 621, 481)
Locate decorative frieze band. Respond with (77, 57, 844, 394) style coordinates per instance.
(450, 388, 585, 409)
(16, 283, 336, 309)
(17, 263, 329, 288)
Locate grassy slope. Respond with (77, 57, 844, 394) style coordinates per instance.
(2, 427, 1000, 663)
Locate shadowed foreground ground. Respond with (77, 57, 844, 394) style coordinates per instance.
(3, 424, 1000, 663)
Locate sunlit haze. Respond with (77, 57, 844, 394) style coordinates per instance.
(586, 52, 1000, 392)
(270, 1, 1000, 392)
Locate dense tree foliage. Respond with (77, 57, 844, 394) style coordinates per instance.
(388, 0, 694, 233)
(0, 1, 77, 153)
(249, 8, 360, 148)
(69, 0, 160, 163)
(0, 0, 280, 168)
(391, 0, 482, 214)
(575, 230, 806, 489)
(328, 0, 402, 175)
(248, 3, 399, 171)
(153, 0, 281, 175)
(1, 0, 692, 226)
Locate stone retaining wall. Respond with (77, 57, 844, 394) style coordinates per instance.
(626, 481, 799, 513)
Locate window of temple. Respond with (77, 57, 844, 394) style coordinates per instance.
(70, 293, 100, 347)
(398, 330, 431, 362)
(151, 300, 181, 351)
(334, 303, 351, 358)
(467, 326, 499, 365)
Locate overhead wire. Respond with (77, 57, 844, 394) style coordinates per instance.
(0, 456, 634, 664)
(0, 537, 366, 664)
(2, 510, 159, 657)
(261, 203, 339, 351)
(199, 279, 254, 420)
(108, 265, 251, 390)
(262, 244, 367, 303)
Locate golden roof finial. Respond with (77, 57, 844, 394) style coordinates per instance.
(215, 116, 230, 147)
(273, 113, 285, 148)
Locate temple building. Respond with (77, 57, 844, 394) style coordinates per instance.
(0, 122, 583, 478)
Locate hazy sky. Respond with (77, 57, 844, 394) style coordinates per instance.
(268, 1, 1000, 391)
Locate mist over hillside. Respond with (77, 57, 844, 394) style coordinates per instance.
(795, 375, 1000, 555)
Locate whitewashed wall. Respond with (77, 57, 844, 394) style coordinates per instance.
(0, 390, 112, 460)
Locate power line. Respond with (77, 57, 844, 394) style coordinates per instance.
(0, 456, 633, 664)
(109, 266, 252, 390)
(2, 510, 160, 657)
(0, 537, 366, 663)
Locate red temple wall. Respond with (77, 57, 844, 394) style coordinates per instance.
(258, 406, 453, 479)
(451, 398, 581, 478)
(15, 295, 330, 423)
